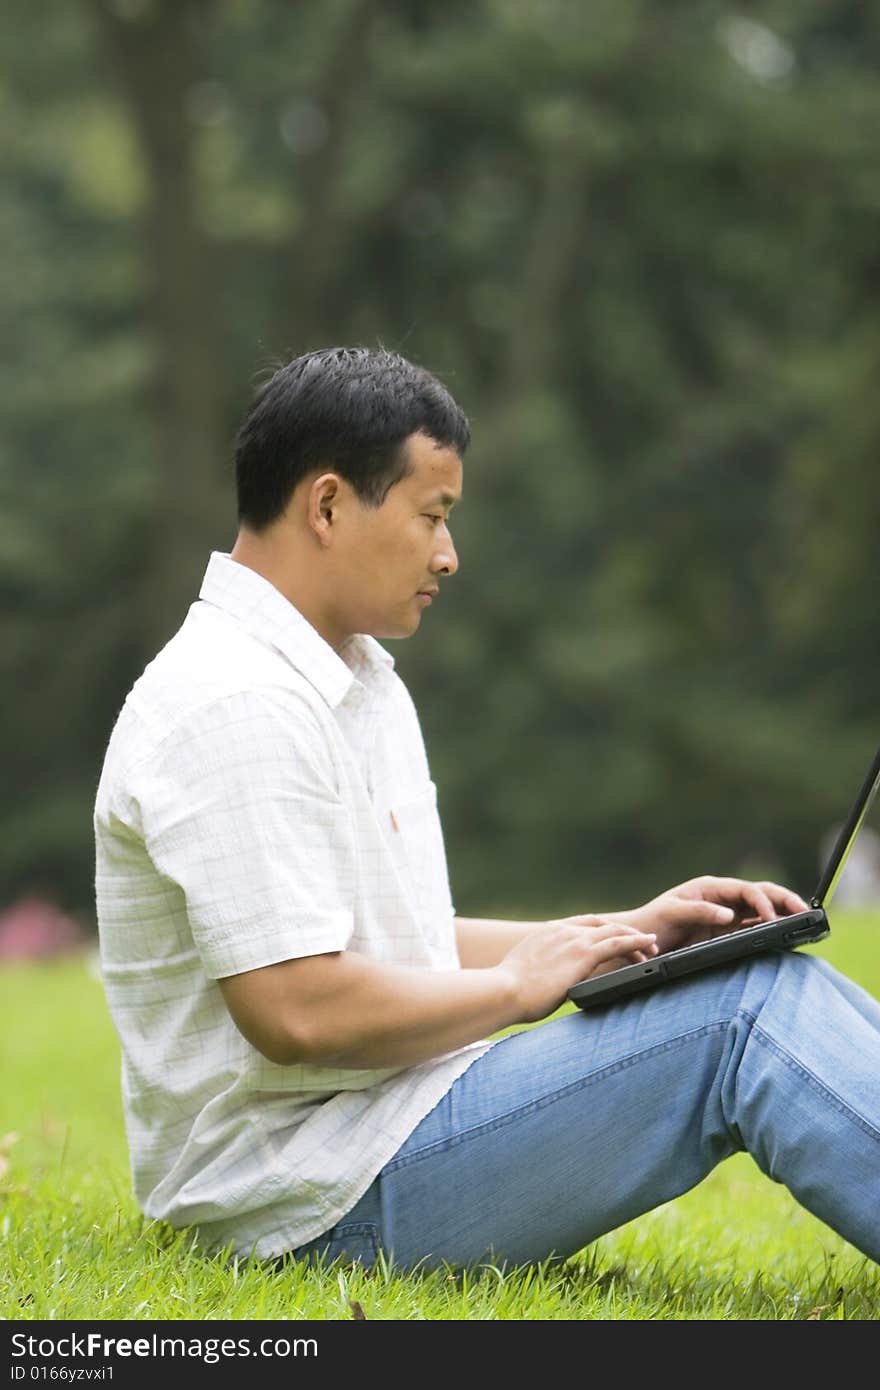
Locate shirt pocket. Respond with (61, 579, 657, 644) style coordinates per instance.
(383, 781, 453, 940)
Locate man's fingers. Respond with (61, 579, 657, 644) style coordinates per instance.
(698, 877, 780, 922)
(589, 921, 658, 950)
(672, 896, 737, 927)
(756, 880, 810, 915)
(591, 931, 657, 960)
(720, 878, 775, 919)
(593, 919, 654, 938)
(744, 884, 778, 920)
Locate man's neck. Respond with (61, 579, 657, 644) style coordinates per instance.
(229, 534, 350, 652)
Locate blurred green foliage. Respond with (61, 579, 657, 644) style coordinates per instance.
(2, 0, 879, 921)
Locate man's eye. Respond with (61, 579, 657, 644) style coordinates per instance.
(424, 515, 443, 525)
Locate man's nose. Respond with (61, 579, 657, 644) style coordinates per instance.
(431, 530, 458, 577)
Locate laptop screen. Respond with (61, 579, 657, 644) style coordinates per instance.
(813, 744, 880, 906)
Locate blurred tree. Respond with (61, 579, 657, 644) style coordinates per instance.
(87, 0, 232, 645)
(1, 0, 878, 918)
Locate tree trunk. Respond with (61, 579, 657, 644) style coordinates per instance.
(87, 0, 231, 653)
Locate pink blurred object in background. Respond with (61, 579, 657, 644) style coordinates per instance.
(0, 895, 87, 959)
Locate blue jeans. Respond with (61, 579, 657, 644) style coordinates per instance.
(291, 951, 880, 1270)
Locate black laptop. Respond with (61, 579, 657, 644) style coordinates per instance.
(567, 743, 880, 1012)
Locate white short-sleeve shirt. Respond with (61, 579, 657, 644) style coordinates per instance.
(94, 552, 492, 1258)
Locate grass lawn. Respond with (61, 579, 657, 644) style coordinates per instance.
(2, 912, 879, 1320)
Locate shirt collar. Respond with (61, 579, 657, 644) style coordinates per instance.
(197, 551, 394, 710)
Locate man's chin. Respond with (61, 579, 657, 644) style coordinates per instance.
(368, 611, 422, 642)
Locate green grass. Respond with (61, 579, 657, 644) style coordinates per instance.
(2, 914, 880, 1320)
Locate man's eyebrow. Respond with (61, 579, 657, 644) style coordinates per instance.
(427, 490, 460, 509)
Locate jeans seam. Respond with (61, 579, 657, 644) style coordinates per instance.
(293, 1221, 379, 1264)
(751, 1022, 880, 1143)
(332, 1221, 378, 1237)
(385, 1014, 743, 1173)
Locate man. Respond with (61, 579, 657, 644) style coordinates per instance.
(95, 346, 880, 1270)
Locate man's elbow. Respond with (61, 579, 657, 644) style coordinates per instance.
(237, 1013, 352, 1068)
(222, 1008, 316, 1067)
(218, 963, 338, 1066)
(254, 1028, 310, 1067)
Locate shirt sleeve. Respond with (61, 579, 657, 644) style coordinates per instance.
(135, 688, 356, 979)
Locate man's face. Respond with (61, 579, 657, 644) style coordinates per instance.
(333, 430, 462, 642)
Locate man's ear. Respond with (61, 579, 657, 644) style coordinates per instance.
(307, 472, 343, 547)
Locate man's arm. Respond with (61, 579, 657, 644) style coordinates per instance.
(455, 916, 567, 967)
(218, 917, 658, 1070)
(456, 875, 811, 969)
(219, 869, 807, 1070)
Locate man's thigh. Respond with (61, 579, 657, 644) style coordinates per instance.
(293, 950, 880, 1269)
(368, 954, 795, 1268)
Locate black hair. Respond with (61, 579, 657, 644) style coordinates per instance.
(234, 346, 470, 531)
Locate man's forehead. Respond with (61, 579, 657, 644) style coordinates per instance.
(404, 433, 463, 501)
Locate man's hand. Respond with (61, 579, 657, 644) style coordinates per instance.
(498, 918, 659, 1022)
(600, 875, 810, 956)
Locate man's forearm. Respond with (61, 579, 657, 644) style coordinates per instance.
(221, 912, 651, 1070)
(220, 949, 523, 1070)
(455, 916, 547, 968)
